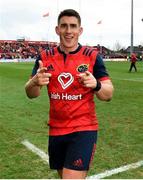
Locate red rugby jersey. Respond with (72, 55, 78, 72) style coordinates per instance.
(40, 46, 105, 135)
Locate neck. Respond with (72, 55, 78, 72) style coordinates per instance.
(60, 44, 79, 54)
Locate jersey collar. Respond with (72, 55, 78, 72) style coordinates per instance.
(58, 43, 82, 54)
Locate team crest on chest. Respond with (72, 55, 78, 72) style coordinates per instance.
(58, 72, 74, 89)
(77, 64, 89, 73)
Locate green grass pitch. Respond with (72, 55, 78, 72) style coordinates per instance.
(0, 61, 143, 178)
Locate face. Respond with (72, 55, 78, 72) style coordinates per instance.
(55, 16, 83, 53)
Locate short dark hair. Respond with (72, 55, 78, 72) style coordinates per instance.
(58, 9, 81, 25)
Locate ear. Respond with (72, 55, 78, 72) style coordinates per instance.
(55, 26, 59, 35)
(79, 27, 83, 36)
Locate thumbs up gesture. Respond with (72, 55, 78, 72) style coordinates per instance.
(78, 71, 97, 89)
(33, 60, 52, 86)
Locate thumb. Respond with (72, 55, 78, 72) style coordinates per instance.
(77, 71, 91, 78)
(37, 60, 47, 73)
(38, 60, 43, 69)
(85, 71, 91, 76)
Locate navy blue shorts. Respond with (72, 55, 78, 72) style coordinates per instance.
(48, 131, 98, 170)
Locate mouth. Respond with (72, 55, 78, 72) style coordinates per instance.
(64, 35, 74, 40)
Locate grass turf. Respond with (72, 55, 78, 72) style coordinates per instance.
(0, 61, 143, 178)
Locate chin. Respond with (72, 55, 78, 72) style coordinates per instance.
(64, 42, 76, 48)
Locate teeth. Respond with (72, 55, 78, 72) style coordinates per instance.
(65, 36, 73, 38)
(65, 37, 73, 39)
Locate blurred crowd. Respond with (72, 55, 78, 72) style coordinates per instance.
(0, 40, 58, 59)
(0, 40, 142, 61)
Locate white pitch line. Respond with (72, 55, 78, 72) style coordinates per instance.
(22, 139, 49, 164)
(113, 78, 143, 82)
(87, 160, 143, 179)
(22, 140, 143, 179)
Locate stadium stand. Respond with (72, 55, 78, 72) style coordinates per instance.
(0, 40, 142, 60)
(0, 40, 58, 59)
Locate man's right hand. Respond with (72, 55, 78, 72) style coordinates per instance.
(32, 60, 52, 86)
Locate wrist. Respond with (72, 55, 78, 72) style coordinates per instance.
(93, 80, 101, 91)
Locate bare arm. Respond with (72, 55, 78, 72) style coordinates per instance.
(95, 79, 114, 101)
(25, 60, 51, 99)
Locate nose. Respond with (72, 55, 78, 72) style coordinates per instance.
(66, 25, 72, 33)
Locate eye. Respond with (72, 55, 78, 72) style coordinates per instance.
(60, 24, 67, 28)
(70, 24, 77, 28)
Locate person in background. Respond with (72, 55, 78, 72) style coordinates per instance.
(129, 53, 137, 72)
(25, 9, 114, 179)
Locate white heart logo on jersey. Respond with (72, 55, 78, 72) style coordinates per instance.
(58, 73, 74, 89)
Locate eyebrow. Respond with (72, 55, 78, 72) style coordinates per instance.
(60, 23, 78, 26)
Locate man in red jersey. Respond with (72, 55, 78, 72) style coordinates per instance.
(25, 9, 114, 179)
(129, 53, 137, 72)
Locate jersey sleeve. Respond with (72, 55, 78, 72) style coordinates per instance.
(31, 55, 41, 77)
(93, 54, 109, 80)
